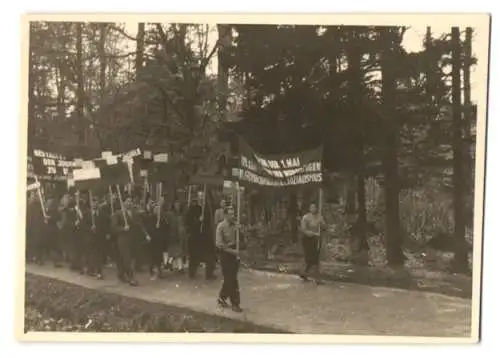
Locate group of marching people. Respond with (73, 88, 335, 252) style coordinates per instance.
(25, 185, 223, 287)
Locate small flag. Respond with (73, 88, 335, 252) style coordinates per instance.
(153, 153, 168, 163)
(27, 182, 41, 191)
(82, 160, 95, 169)
(144, 150, 152, 160)
(73, 168, 101, 181)
(106, 156, 118, 165)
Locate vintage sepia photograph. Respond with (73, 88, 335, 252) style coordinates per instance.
(17, 13, 490, 343)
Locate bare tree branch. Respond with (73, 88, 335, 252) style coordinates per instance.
(109, 24, 157, 45)
(198, 25, 231, 78)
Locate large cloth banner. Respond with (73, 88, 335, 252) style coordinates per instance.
(236, 138, 323, 188)
(30, 149, 80, 182)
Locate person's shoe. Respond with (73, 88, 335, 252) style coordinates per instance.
(231, 305, 243, 313)
(299, 274, 309, 282)
(129, 280, 138, 287)
(217, 298, 229, 308)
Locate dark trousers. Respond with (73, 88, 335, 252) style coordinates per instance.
(87, 232, 106, 275)
(219, 251, 240, 306)
(302, 236, 320, 274)
(187, 235, 216, 278)
(149, 238, 164, 275)
(116, 234, 135, 281)
(36, 223, 63, 266)
(69, 229, 85, 271)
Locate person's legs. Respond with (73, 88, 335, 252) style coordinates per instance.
(310, 237, 323, 284)
(116, 236, 127, 281)
(204, 244, 216, 279)
(187, 236, 200, 278)
(300, 238, 314, 280)
(218, 252, 230, 305)
(227, 254, 241, 309)
(49, 224, 63, 267)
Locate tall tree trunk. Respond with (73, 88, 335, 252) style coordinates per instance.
(76, 22, 85, 146)
(381, 28, 405, 267)
(99, 23, 107, 98)
(289, 190, 299, 244)
(217, 24, 230, 121)
(347, 28, 369, 255)
(96, 22, 107, 148)
(28, 24, 36, 143)
(55, 65, 66, 122)
(451, 26, 469, 272)
(136, 23, 145, 79)
(463, 27, 474, 227)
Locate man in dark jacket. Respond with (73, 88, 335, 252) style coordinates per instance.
(87, 195, 110, 279)
(111, 193, 146, 286)
(185, 190, 216, 280)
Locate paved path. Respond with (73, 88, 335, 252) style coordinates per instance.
(26, 263, 472, 337)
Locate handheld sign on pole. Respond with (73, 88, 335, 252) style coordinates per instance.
(27, 181, 41, 192)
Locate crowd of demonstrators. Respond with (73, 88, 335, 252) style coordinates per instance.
(26, 183, 325, 313)
(25, 185, 228, 288)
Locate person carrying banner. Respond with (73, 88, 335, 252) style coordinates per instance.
(299, 202, 327, 285)
(111, 193, 141, 286)
(216, 206, 243, 313)
(185, 191, 216, 280)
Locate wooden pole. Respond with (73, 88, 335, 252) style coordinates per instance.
(109, 186, 114, 215)
(34, 176, 47, 220)
(156, 182, 162, 228)
(236, 182, 241, 253)
(89, 189, 96, 228)
(116, 184, 129, 228)
(187, 185, 192, 205)
(318, 186, 324, 249)
(200, 184, 207, 233)
(143, 175, 148, 209)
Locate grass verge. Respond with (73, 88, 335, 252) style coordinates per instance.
(24, 273, 289, 333)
